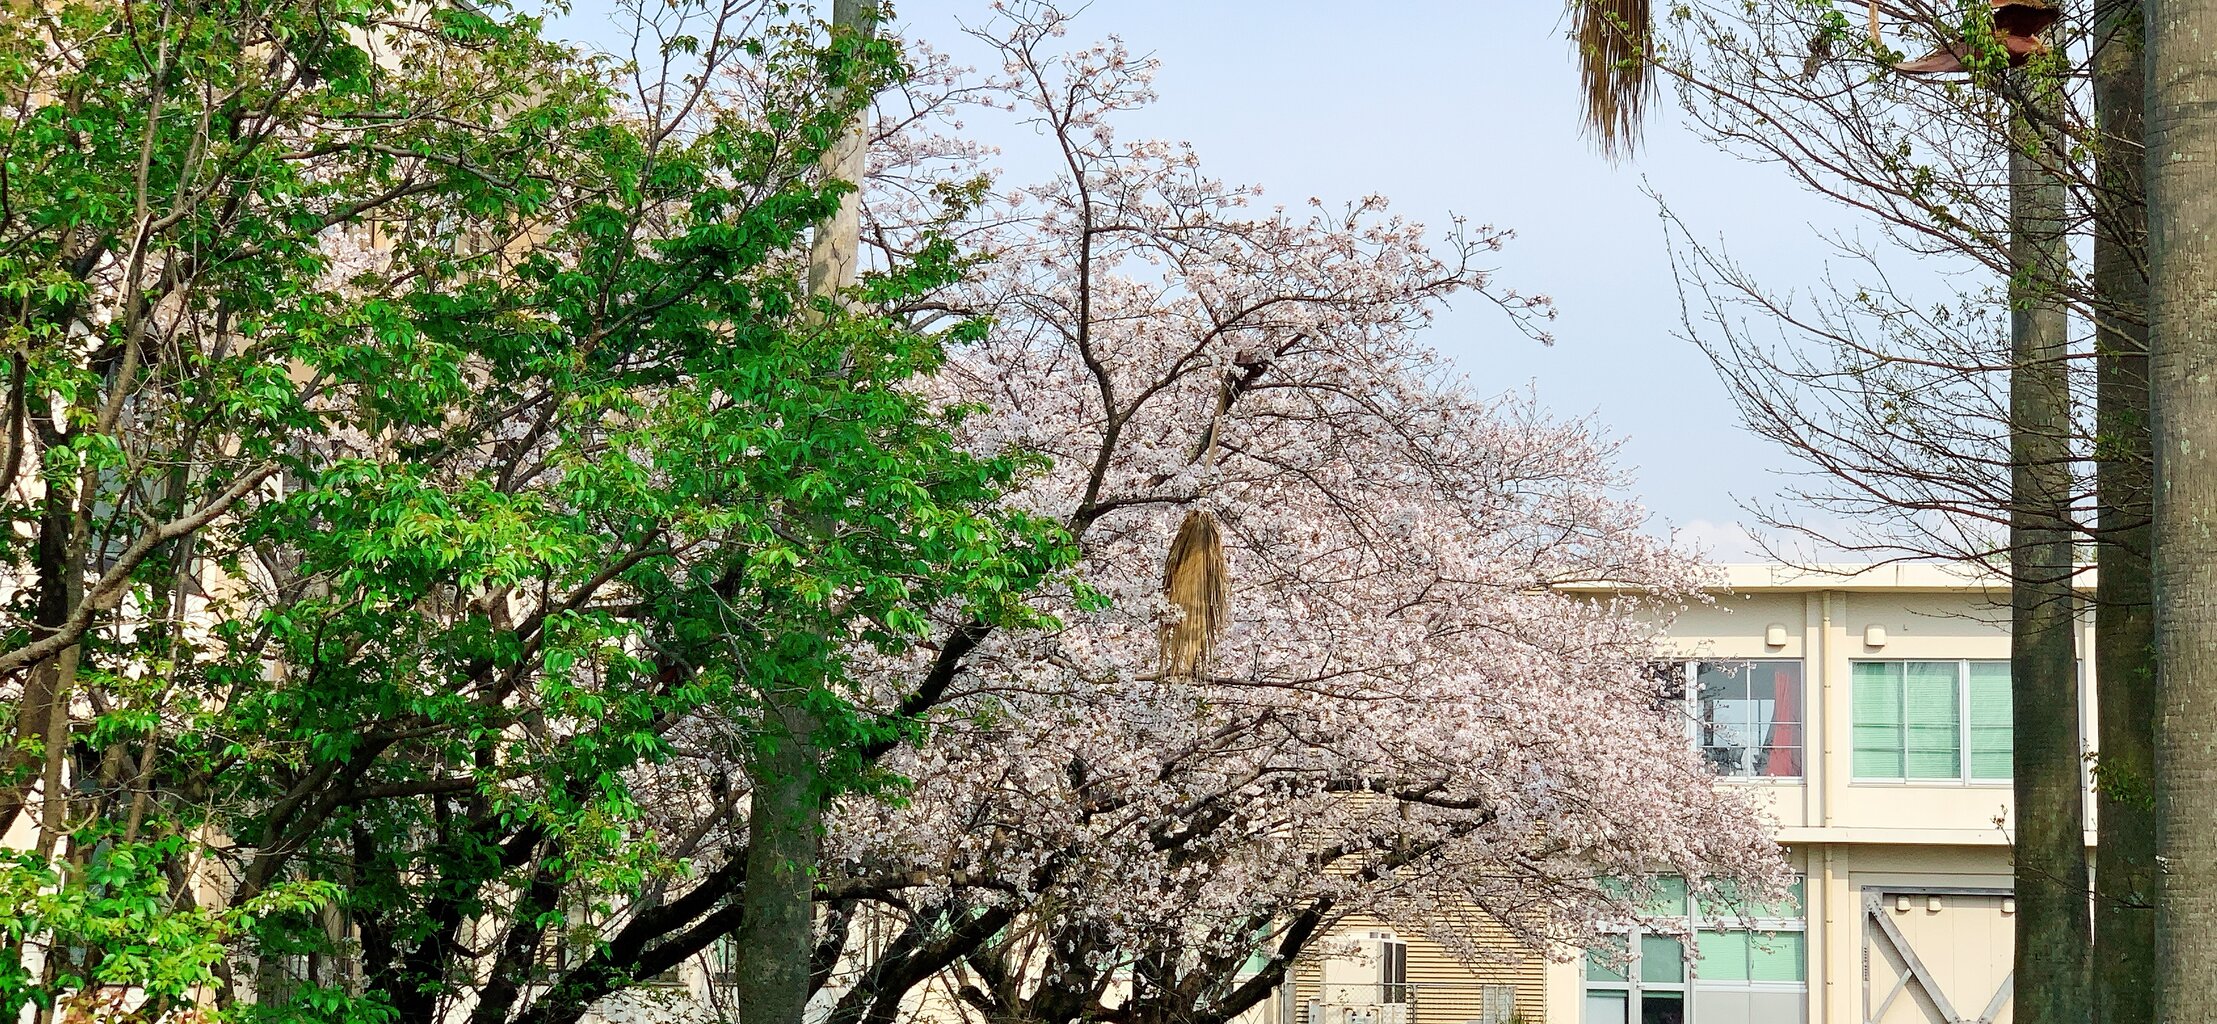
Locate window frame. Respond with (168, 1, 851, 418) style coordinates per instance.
(1380, 936, 1408, 1005)
(1479, 984, 1518, 1024)
(1582, 878, 1808, 1024)
(1848, 659, 2012, 785)
(1660, 659, 1808, 781)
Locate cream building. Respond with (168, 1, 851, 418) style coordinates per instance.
(7, 554, 2054, 1024)
(1282, 563, 2079, 1024)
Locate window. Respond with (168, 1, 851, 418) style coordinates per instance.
(1694, 661, 1803, 778)
(1479, 985, 1517, 1024)
(1656, 661, 1805, 779)
(1318, 931, 1406, 1007)
(1379, 935, 1408, 1004)
(1851, 661, 2012, 782)
(1583, 878, 1807, 1024)
(709, 932, 742, 986)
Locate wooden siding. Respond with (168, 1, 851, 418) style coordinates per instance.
(1289, 915, 1547, 1024)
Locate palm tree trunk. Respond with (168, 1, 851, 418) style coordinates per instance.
(2007, 68, 2091, 1024)
(2147, 0, 2217, 1018)
(2091, 3, 2157, 1020)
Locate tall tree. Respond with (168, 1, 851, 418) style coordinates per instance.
(2090, 1, 2157, 1020)
(0, 3, 1070, 1021)
(1623, 6, 2158, 1014)
(738, 3, 885, 1024)
(499, 9, 1789, 1022)
(790, 12, 1790, 1024)
(2006, 39, 2093, 1024)
(2146, 0, 2217, 1018)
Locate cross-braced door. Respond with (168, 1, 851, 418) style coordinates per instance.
(1861, 889, 2013, 1024)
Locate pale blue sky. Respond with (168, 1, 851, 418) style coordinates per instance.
(553, 1, 1879, 558)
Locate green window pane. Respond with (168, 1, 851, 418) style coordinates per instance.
(1749, 931, 1807, 982)
(1641, 876, 1690, 918)
(1696, 929, 1751, 982)
(1695, 881, 1737, 919)
(1698, 877, 1804, 922)
(1853, 662, 1906, 777)
(1774, 877, 1807, 920)
(1588, 934, 1629, 982)
(1905, 661, 1963, 778)
(1584, 991, 1629, 1024)
(1968, 661, 2013, 781)
(1640, 934, 1685, 984)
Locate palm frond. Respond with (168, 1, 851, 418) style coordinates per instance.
(1573, 0, 1654, 160)
(1159, 510, 1227, 680)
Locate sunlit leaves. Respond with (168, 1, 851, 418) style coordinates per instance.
(0, 0, 1067, 1017)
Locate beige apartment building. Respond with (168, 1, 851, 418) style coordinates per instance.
(1282, 563, 2075, 1024)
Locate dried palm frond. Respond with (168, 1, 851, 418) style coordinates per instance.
(1572, 0, 1655, 160)
(1159, 509, 1227, 680)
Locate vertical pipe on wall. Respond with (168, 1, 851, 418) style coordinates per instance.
(1819, 591, 1840, 1024)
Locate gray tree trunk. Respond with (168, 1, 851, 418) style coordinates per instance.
(739, 695, 824, 1024)
(2007, 71, 2092, 1024)
(2147, 0, 2217, 1020)
(2093, 3, 2158, 1020)
(738, 5, 877, 1024)
(804, 1, 872, 305)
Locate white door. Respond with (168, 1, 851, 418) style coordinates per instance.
(1862, 890, 2013, 1024)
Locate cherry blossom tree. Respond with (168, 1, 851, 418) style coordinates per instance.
(775, 9, 1793, 1024)
(416, 11, 1789, 1023)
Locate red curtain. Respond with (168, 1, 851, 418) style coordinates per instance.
(1763, 665, 1803, 777)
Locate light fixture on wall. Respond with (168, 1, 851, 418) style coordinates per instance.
(2002, 898, 2017, 915)
(1864, 625, 1888, 648)
(1764, 624, 1789, 648)
(1895, 895, 1911, 913)
(1927, 896, 1943, 913)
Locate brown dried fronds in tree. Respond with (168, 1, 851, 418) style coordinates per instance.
(1894, 0, 2059, 75)
(1159, 509, 1227, 680)
(1574, 0, 1654, 160)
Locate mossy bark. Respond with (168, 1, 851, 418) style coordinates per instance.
(2091, 3, 2158, 1020)
(2006, 70, 2092, 1024)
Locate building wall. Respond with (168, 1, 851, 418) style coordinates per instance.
(1285, 914, 1548, 1024)
(1537, 843, 2023, 1024)
(496, 565, 2063, 1024)
(1337, 565, 2086, 1024)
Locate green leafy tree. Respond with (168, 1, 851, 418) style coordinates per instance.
(0, 0, 1070, 1020)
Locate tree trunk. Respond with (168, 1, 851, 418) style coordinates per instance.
(736, 6, 876, 1024)
(2007, 71, 2091, 1024)
(2147, 0, 2217, 1019)
(738, 699, 823, 1024)
(804, 1, 872, 306)
(2092, 3, 2158, 1021)
(0, 496, 79, 838)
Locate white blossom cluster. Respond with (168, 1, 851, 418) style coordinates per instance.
(803, 3, 1788, 995)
